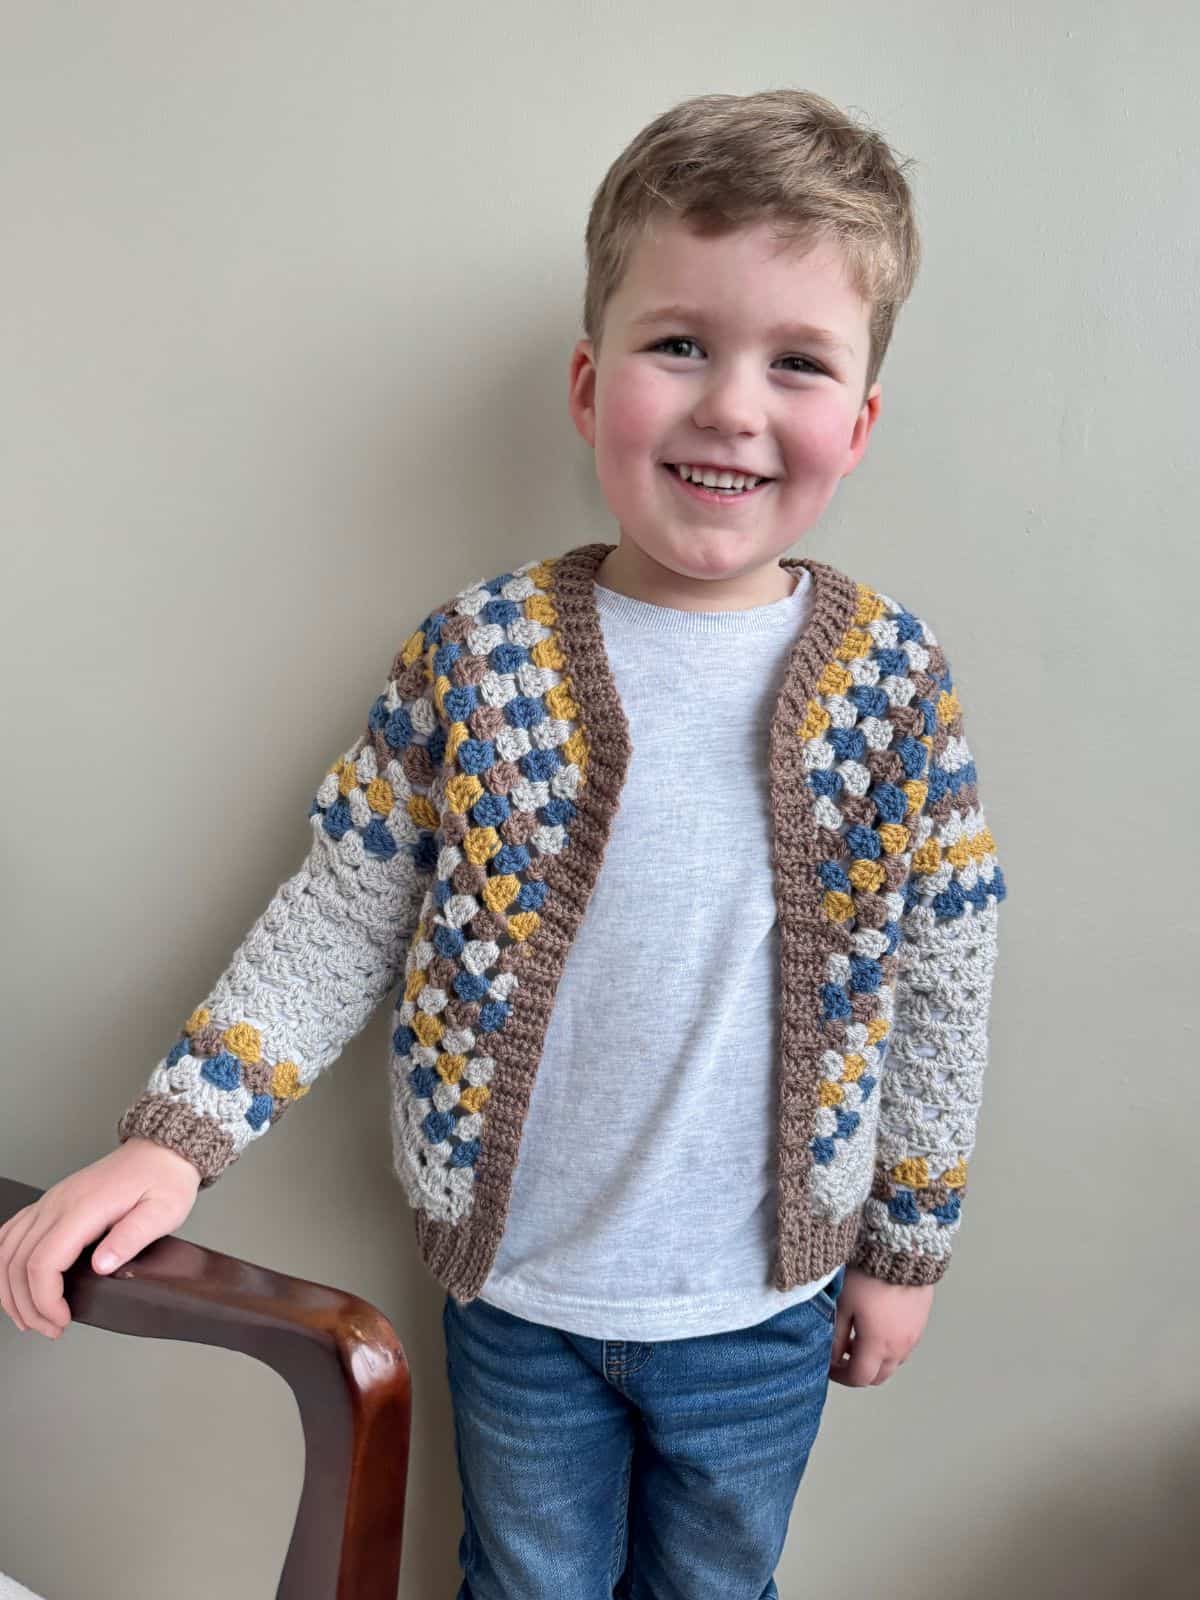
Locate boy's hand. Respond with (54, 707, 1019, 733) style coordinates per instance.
(828, 1264, 935, 1387)
(0, 1138, 201, 1342)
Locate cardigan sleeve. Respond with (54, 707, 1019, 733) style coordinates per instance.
(115, 623, 445, 1188)
(849, 616, 1008, 1287)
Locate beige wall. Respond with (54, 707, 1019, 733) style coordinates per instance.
(3, 3, 1197, 1596)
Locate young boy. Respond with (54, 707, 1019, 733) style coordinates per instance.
(1, 89, 1006, 1598)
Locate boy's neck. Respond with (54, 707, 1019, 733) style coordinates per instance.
(594, 542, 799, 612)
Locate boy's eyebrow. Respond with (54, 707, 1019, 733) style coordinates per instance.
(629, 303, 854, 356)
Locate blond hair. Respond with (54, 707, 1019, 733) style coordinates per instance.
(582, 89, 922, 402)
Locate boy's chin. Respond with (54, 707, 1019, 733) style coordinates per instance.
(605, 531, 797, 603)
(627, 531, 786, 581)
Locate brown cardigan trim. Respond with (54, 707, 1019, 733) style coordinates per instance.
(416, 543, 635, 1301)
(418, 542, 868, 1302)
(769, 553, 870, 1287)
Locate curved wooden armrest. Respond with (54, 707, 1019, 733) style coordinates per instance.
(0, 1175, 411, 1600)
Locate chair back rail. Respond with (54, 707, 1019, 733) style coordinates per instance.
(0, 1175, 412, 1599)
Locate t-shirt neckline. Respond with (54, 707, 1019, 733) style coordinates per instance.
(592, 568, 809, 636)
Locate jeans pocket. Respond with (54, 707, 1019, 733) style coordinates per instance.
(810, 1264, 847, 1325)
(809, 1286, 837, 1325)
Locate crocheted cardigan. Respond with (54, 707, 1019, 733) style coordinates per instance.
(117, 540, 1008, 1300)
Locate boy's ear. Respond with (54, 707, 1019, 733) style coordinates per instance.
(841, 383, 883, 479)
(567, 339, 598, 448)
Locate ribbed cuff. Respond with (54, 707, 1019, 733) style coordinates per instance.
(116, 1092, 236, 1189)
(849, 1234, 951, 1287)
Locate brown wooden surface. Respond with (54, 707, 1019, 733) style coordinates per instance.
(0, 1174, 411, 1599)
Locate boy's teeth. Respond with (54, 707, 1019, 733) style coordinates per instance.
(676, 464, 760, 490)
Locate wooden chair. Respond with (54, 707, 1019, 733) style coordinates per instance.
(0, 1174, 412, 1600)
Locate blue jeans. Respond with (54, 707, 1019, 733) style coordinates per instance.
(442, 1264, 846, 1600)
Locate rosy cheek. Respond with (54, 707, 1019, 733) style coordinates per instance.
(597, 366, 667, 448)
(784, 406, 855, 469)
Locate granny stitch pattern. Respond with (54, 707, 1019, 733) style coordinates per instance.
(377, 558, 583, 1226)
(793, 582, 1005, 1279)
(117, 541, 1006, 1300)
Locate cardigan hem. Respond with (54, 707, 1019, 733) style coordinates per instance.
(774, 1210, 865, 1293)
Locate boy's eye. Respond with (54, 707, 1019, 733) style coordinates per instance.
(653, 336, 702, 359)
(649, 337, 824, 375)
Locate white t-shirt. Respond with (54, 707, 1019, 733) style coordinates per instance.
(477, 569, 842, 1339)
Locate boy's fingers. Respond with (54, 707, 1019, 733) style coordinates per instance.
(0, 1265, 30, 1331)
(828, 1310, 852, 1374)
(1, 1208, 37, 1328)
(5, 1214, 61, 1338)
(25, 1207, 117, 1323)
(20, 1199, 140, 1333)
(25, 1243, 73, 1328)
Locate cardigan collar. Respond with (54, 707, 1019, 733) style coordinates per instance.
(548, 539, 862, 780)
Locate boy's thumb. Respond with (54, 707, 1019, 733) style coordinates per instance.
(93, 1219, 145, 1273)
(92, 1193, 180, 1273)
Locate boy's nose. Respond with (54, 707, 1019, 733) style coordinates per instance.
(690, 371, 766, 437)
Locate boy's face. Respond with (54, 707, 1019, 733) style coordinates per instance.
(568, 216, 881, 606)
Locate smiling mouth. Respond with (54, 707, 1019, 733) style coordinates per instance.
(662, 463, 774, 499)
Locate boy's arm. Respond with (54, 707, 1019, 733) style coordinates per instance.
(849, 618, 1008, 1287)
(116, 622, 445, 1187)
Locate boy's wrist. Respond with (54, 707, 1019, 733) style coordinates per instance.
(117, 1135, 202, 1186)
